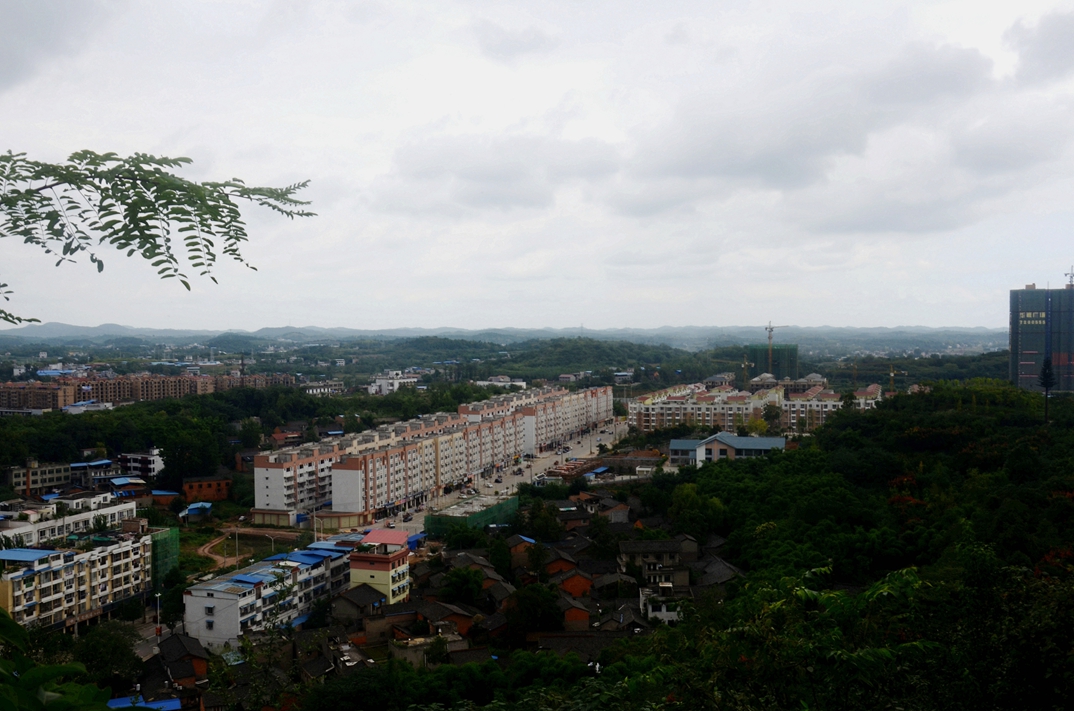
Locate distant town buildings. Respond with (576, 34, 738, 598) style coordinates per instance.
(1010, 282, 1074, 392)
(0, 372, 296, 411)
(367, 370, 418, 395)
(629, 378, 881, 434)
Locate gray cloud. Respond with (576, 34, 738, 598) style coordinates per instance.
(1007, 11, 1074, 84)
(0, 1, 111, 92)
(473, 20, 558, 62)
(372, 134, 620, 213)
(952, 101, 1072, 173)
(629, 41, 993, 195)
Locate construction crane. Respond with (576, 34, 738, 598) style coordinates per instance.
(765, 321, 790, 375)
(740, 354, 754, 390)
(888, 365, 908, 392)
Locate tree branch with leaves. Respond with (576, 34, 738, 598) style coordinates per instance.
(0, 150, 313, 324)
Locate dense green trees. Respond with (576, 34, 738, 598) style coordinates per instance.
(299, 652, 589, 711)
(0, 382, 513, 475)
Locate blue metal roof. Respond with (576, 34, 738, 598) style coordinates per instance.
(669, 439, 703, 450)
(231, 574, 264, 586)
(0, 549, 53, 563)
(108, 697, 182, 710)
(709, 432, 787, 450)
(189, 502, 213, 511)
(290, 613, 311, 627)
(152, 490, 180, 496)
(41, 493, 59, 500)
(307, 541, 348, 550)
(590, 466, 609, 474)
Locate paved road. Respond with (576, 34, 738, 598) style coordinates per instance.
(391, 418, 630, 537)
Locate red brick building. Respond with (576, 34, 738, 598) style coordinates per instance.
(182, 475, 231, 502)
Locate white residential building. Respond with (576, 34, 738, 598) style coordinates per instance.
(252, 386, 614, 527)
(183, 546, 350, 649)
(0, 531, 153, 628)
(0, 497, 139, 547)
(367, 370, 419, 395)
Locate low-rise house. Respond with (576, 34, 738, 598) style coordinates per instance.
(557, 594, 590, 631)
(544, 548, 577, 576)
(551, 568, 593, 598)
(506, 534, 535, 569)
(693, 432, 786, 464)
(617, 535, 698, 588)
(182, 475, 232, 503)
(330, 583, 387, 623)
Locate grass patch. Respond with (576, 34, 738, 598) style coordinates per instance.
(210, 533, 297, 562)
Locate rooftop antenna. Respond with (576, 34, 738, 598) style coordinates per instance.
(1066, 266, 1074, 287)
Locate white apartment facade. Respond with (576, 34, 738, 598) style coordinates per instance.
(0, 497, 139, 547)
(183, 546, 350, 649)
(253, 387, 613, 526)
(0, 532, 153, 628)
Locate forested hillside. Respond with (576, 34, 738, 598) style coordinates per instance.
(389, 380, 1073, 711)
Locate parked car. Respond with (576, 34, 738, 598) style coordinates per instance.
(403, 513, 413, 522)
(494, 477, 503, 483)
(387, 520, 396, 528)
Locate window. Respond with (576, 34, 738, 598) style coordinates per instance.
(205, 606, 215, 616)
(205, 620, 214, 630)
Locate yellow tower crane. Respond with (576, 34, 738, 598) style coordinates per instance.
(740, 354, 754, 390)
(888, 365, 908, 393)
(765, 321, 790, 375)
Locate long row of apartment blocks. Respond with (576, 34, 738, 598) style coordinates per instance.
(0, 372, 296, 410)
(251, 386, 613, 528)
(629, 377, 883, 433)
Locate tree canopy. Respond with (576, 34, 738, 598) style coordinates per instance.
(0, 150, 312, 324)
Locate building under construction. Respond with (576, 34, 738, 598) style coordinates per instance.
(747, 343, 799, 381)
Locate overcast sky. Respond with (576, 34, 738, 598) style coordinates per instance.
(2, 0, 1073, 332)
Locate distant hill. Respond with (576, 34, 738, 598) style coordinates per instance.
(0, 322, 1007, 355)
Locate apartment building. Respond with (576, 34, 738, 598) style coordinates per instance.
(58, 374, 215, 403)
(0, 382, 77, 410)
(630, 382, 880, 434)
(0, 531, 153, 628)
(212, 373, 296, 392)
(183, 545, 350, 649)
(252, 386, 614, 527)
(348, 529, 411, 604)
(368, 370, 419, 395)
(1, 459, 74, 497)
(0, 496, 139, 547)
(118, 448, 165, 479)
